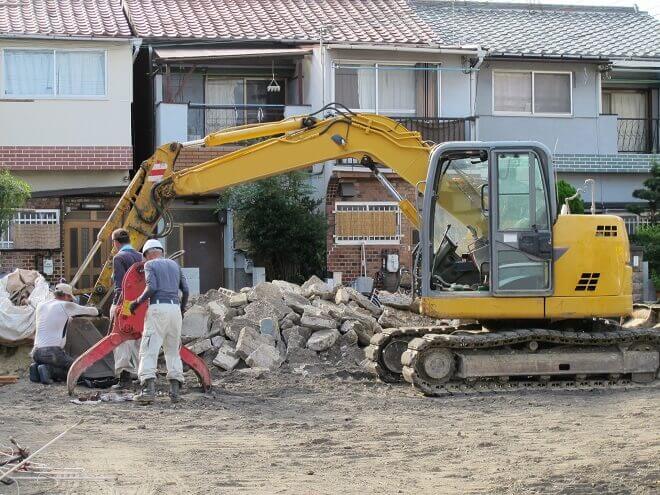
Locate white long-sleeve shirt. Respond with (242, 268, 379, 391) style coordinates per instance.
(33, 299, 99, 350)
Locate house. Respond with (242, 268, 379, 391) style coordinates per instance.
(122, 0, 477, 290)
(0, 0, 137, 287)
(415, 0, 660, 227)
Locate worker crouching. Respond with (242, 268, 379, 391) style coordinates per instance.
(129, 239, 189, 404)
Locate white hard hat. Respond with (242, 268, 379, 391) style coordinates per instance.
(142, 238, 164, 254)
(54, 283, 74, 297)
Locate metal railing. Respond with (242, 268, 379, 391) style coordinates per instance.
(617, 118, 659, 153)
(618, 214, 651, 236)
(187, 103, 286, 141)
(393, 116, 475, 144)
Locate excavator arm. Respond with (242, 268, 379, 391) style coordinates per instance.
(74, 108, 433, 305)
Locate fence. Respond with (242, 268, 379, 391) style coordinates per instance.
(617, 118, 659, 153)
(393, 117, 475, 144)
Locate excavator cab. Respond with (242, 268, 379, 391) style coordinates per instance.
(420, 142, 557, 319)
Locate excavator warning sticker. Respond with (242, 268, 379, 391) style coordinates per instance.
(148, 162, 167, 182)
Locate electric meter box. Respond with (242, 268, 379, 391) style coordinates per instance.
(43, 258, 54, 276)
(385, 254, 399, 273)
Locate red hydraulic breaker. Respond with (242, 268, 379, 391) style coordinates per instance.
(66, 262, 212, 395)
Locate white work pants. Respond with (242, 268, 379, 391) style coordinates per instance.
(137, 303, 184, 384)
(110, 304, 140, 376)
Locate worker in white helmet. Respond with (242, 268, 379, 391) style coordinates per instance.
(129, 238, 189, 404)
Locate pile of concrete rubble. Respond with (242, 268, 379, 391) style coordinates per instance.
(181, 276, 446, 372)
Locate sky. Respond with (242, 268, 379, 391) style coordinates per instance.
(482, 0, 660, 18)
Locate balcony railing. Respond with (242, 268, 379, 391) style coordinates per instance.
(393, 116, 476, 144)
(187, 103, 286, 141)
(617, 118, 659, 153)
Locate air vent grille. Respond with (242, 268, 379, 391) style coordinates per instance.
(575, 272, 599, 291)
(596, 225, 617, 237)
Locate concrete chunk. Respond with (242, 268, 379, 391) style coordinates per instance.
(340, 320, 374, 346)
(378, 307, 439, 328)
(187, 338, 213, 355)
(225, 317, 259, 342)
(213, 345, 240, 371)
(283, 291, 312, 314)
(377, 291, 413, 310)
(306, 328, 340, 351)
(244, 299, 291, 322)
(246, 344, 283, 370)
(344, 287, 382, 316)
(311, 299, 345, 319)
(229, 293, 249, 307)
(181, 306, 211, 338)
(335, 287, 350, 305)
(259, 317, 280, 341)
(236, 327, 275, 359)
(300, 311, 338, 331)
(282, 326, 312, 347)
(272, 280, 302, 294)
(247, 282, 283, 302)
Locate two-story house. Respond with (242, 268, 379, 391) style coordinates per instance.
(0, 0, 137, 287)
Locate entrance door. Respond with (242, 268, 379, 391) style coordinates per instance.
(64, 219, 110, 290)
(490, 151, 552, 294)
(183, 224, 224, 293)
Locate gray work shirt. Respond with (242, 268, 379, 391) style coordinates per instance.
(142, 258, 189, 304)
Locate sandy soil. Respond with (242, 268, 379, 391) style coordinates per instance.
(0, 362, 658, 495)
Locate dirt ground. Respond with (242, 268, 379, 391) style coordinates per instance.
(0, 362, 659, 495)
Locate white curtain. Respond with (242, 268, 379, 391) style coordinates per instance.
(4, 50, 53, 96)
(611, 92, 647, 118)
(57, 51, 105, 96)
(611, 92, 648, 151)
(534, 73, 571, 114)
(357, 68, 376, 111)
(205, 78, 244, 131)
(494, 72, 532, 112)
(378, 67, 415, 115)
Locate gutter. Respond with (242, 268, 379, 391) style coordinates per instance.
(327, 43, 482, 55)
(0, 34, 133, 42)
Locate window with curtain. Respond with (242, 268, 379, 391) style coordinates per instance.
(3, 49, 105, 97)
(378, 66, 415, 115)
(493, 71, 571, 115)
(335, 66, 376, 111)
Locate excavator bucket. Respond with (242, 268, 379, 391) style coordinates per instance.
(67, 262, 212, 395)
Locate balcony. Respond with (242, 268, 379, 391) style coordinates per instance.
(392, 116, 476, 144)
(617, 118, 659, 153)
(187, 103, 286, 141)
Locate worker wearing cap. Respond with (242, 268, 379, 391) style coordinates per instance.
(110, 228, 143, 389)
(32, 283, 99, 384)
(129, 239, 189, 404)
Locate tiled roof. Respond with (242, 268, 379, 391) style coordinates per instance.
(0, 0, 132, 38)
(122, 0, 435, 44)
(414, 1, 660, 59)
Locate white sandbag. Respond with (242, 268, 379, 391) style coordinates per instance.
(0, 269, 52, 343)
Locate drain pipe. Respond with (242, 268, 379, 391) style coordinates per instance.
(469, 48, 486, 118)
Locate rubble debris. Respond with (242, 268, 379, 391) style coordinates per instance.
(377, 291, 413, 310)
(181, 306, 211, 338)
(307, 329, 340, 352)
(181, 275, 446, 375)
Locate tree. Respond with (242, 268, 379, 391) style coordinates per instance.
(218, 172, 327, 283)
(0, 170, 30, 237)
(556, 179, 584, 214)
(627, 161, 659, 224)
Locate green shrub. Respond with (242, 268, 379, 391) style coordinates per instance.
(0, 170, 31, 237)
(631, 224, 660, 289)
(556, 179, 584, 214)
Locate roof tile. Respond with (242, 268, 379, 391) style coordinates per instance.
(123, 0, 436, 44)
(413, 1, 660, 59)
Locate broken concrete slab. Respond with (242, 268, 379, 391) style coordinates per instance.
(311, 299, 345, 319)
(210, 335, 228, 347)
(378, 307, 438, 328)
(343, 287, 382, 316)
(207, 300, 237, 321)
(281, 326, 312, 347)
(300, 311, 338, 331)
(247, 282, 283, 302)
(245, 344, 283, 370)
(376, 291, 413, 310)
(236, 327, 276, 360)
(340, 319, 374, 346)
(213, 345, 240, 371)
(229, 292, 249, 307)
(282, 291, 311, 314)
(225, 317, 259, 342)
(340, 328, 359, 347)
(306, 328, 340, 351)
(187, 338, 214, 355)
(181, 306, 211, 338)
(335, 287, 351, 305)
(244, 299, 291, 323)
(259, 317, 280, 341)
(272, 280, 302, 294)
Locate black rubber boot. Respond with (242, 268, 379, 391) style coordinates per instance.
(29, 363, 40, 383)
(112, 370, 132, 390)
(37, 365, 52, 385)
(135, 378, 156, 405)
(169, 380, 181, 404)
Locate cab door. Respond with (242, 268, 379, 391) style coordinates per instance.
(490, 150, 553, 295)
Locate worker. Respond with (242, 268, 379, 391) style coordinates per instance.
(32, 283, 99, 384)
(110, 228, 143, 389)
(129, 239, 189, 404)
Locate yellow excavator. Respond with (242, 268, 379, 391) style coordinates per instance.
(71, 104, 659, 396)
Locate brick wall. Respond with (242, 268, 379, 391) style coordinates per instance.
(0, 146, 132, 170)
(554, 153, 659, 173)
(0, 250, 65, 283)
(326, 172, 417, 284)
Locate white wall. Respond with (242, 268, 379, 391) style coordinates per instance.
(0, 38, 133, 146)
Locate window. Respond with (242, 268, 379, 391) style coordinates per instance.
(3, 49, 105, 97)
(493, 71, 571, 115)
(334, 202, 401, 245)
(335, 64, 438, 116)
(0, 209, 60, 249)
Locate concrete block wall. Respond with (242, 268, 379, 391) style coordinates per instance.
(553, 153, 659, 173)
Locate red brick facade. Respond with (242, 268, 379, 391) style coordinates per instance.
(326, 172, 416, 284)
(0, 146, 132, 170)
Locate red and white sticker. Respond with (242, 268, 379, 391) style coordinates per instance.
(147, 162, 168, 182)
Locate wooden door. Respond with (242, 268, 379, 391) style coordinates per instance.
(64, 220, 110, 290)
(183, 224, 224, 293)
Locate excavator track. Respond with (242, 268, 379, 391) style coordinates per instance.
(366, 318, 660, 396)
